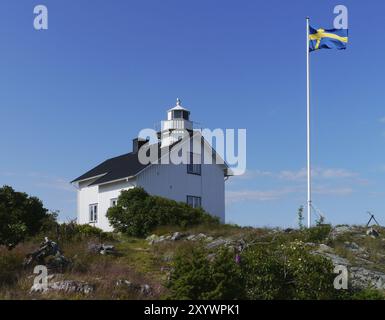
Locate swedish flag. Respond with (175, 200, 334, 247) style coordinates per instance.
(309, 26, 348, 52)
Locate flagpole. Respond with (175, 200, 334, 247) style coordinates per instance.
(306, 17, 312, 228)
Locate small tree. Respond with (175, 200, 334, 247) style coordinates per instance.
(315, 214, 325, 226)
(297, 205, 305, 230)
(0, 185, 54, 249)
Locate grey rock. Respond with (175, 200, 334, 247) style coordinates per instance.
(366, 227, 380, 238)
(100, 244, 115, 255)
(195, 233, 207, 240)
(146, 234, 171, 245)
(140, 284, 152, 295)
(311, 250, 351, 266)
(51, 281, 94, 294)
(344, 242, 369, 259)
(186, 233, 209, 241)
(88, 243, 115, 255)
(354, 257, 374, 265)
(116, 279, 132, 287)
(344, 242, 360, 251)
(171, 232, 183, 241)
(146, 234, 159, 241)
(206, 238, 230, 249)
(318, 244, 333, 252)
(304, 242, 317, 247)
(115, 279, 152, 295)
(329, 225, 351, 240)
(350, 267, 385, 290)
(31, 280, 94, 295)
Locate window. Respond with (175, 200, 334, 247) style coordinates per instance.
(172, 110, 189, 120)
(187, 196, 202, 209)
(89, 204, 98, 223)
(110, 198, 118, 207)
(173, 110, 182, 119)
(187, 152, 201, 175)
(182, 110, 189, 120)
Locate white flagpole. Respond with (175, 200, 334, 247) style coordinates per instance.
(306, 17, 312, 228)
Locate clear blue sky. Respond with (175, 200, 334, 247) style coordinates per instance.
(1, 0, 385, 227)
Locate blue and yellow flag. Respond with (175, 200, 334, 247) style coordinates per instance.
(309, 26, 348, 52)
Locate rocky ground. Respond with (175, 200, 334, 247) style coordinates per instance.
(1, 224, 385, 299)
(146, 225, 385, 291)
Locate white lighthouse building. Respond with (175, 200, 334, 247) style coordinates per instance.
(71, 99, 230, 231)
(160, 98, 193, 147)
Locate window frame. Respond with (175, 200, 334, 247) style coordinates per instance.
(110, 198, 118, 207)
(89, 203, 98, 223)
(186, 195, 202, 209)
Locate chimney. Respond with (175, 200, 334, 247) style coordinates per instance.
(132, 138, 149, 153)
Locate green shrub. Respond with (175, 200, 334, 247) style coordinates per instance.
(107, 188, 219, 237)
(350, 288, 385, 300)
(43, 221, 114, 243)
(240, 245, 287, 299)
(241, 240, 338, 299)
(303, 224, 332, 243)
(0, 185, 55, 249)
(0, 253, 23, 285)
(167, 245, 245, 300)
(167, 239, 341, 300)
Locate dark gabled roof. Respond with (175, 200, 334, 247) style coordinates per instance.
(72, 135, 230, 187)
(71, 151, 149, 185)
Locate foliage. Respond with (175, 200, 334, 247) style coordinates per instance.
(297, 206, 304, 230)
(241, 240, 338, 299)
(302, 224, 332, 243)
(350, 288, 385, 300)
(315, 215, 325, 226)
(167, 245, 245, 300)
(0, 185, 55, 249)
(107, 188, 219, 237)
(0, 252, 23, 286)
(167, 240, 340, 300)
(48, 220, 113, 243)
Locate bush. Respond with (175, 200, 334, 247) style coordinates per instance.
(0, 185, 55, 249)
(350, 288, 385, 300)
(241, 240, 339, 299)
(167, 245, 245, 299)
(54, 221, 113, 243)
(240, 245, 287, 299)
(107, 188, 219, 237)
(167, 240, 340, 300)
(0, 253, 23, 286)
(303, 224, 332, 243)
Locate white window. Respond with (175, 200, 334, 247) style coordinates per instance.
(187, 196, 202, 209)
(110, 198, 118, 207)
(89, 204, 98, 223)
